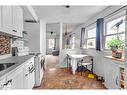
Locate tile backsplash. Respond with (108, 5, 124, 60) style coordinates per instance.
(0, 35, 11, 55)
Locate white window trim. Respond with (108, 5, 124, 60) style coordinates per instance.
(85, 25, 96, 49)
(104, 12, 125, 50)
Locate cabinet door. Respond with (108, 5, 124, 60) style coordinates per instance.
(104, 59, 112, 89)
(23, 57, 35, 89)
(6, 67, 24, 89)
(12, 6, 23, 37)
(23, 62, 30, 89)
(17, 6, 23, 37)
(2, 6, 13, 33)
(28, 59, 35, 88)
(111, 62, 120, 89)
(0, 77, 7, 90)
(104, 58, 120, 89)
(12, 6, 18, 35)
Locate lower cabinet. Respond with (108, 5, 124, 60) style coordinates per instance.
(0, 57, 35, 89)
(0, 77, 7, 90)
(23, 57, 35, 89)
(6, 66, 24, 89)
(104, 58, 120, 89)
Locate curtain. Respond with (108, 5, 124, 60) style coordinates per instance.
(96, 18, 104, 51)
(80, 28, 85, 48)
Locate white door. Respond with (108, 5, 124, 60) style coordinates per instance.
(104, 58, 112, 89)
(1, 6, 13, 33)
(111, 62, 120, 89)
(104, 58, 120, 89)
(6, 67, 24, 89)
(16, 6, 23, 37)
(28, 60, 35, 88)
(12, 6, 23, 37)
(12, 6, 18, 35)
(0, 77, 7, 90)
(23, 62, 30, 89)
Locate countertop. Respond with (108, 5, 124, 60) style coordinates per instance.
(0, 55, 34, 79)
(104, 56, 124, 63)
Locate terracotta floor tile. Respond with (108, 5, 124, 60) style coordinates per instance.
(33, 55, 106, 89)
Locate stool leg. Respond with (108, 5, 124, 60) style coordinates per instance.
(67, 57, 68, 70)
(81, 60, 83, 76)
(69, 58, 71, 70)
(91, 59, 93, 73)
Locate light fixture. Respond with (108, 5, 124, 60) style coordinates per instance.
(65, 24, 68, 36)
(50, 32, 53, 35)
(63, 5, 70, 8)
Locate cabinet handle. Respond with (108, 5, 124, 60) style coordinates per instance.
(6, 79, 12, 86)
(7, 79, 12, 83)
(29, 67, 35, 73)
(13, 30, 17, 32)
(3, 82, 8, 86)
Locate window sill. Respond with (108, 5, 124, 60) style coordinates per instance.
(104, 56, 124, 63)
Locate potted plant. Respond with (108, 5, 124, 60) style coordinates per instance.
(107, 38, 124, 58)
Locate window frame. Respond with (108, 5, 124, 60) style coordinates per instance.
(104, 13, 125, 50)
(70, 35, 76, 49)
(85, 24, 96, 49)
(48, 38, 55, 49)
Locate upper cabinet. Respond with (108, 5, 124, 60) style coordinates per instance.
(0, 6, 23, 37)
(12, 6, 23, 37)
(2, 6, 13, 34)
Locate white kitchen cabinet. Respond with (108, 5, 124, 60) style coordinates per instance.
(111, 63, 120, 89)
(6, 66, 24, 89)
(104, 58, 120, 89)
(28, 59, 35, 88)
(23, 57, 35, 89)
(12, 6, 23, 37)
(1, 6, 13, 34)
(0, 57, 35, 90)
(0, 6, 23, 37)
(0, 77, 7, 90)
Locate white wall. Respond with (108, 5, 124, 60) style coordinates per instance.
(24, 20, 46, 54)
(40, 20, 46, 55)
(60, 6, 125, 77)
(46, 23, 60, 54)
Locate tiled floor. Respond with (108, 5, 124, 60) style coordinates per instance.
(34, 55, 106, 89)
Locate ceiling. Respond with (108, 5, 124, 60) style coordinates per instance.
(33, 6, 108, 24)
(33, 6, 109, 33)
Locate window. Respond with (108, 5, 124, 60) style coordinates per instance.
(70, 36, 75, 49)
(86, 28, 96, 48)
(48, 39, 55, 49)
(105, 16, 125, 49)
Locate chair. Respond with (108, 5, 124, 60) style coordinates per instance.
(66, 54, 71, 70)
(77, 56, 93, 76)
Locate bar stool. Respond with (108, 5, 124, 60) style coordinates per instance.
(78, 56, 93, 76)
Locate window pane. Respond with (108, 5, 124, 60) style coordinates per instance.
(106, 16, 125, 35)
(87, 38, 96, 48)
(88, 28, 96, 38)
(119, 22, 125, 33)
(70, 36, 75, 49)
(118, 33, 125, 43)
(105, 35, 117, 49)
(48, 39, 54, 49)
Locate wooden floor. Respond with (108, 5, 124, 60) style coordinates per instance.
(34, 55, 106, 89)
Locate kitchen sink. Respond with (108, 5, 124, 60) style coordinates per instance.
(0, 63, 16, 71)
